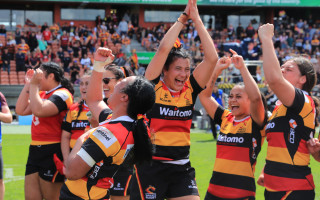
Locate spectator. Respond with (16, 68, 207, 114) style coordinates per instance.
(62, 51, 72, 73)
(1, 48, 10, 74)
(245, 23, 255, 38)
(15, 49, 26, 71)
(15, 28, 22, 45)
(37, 37, 47, 52)
(60, 31, 69, 51)
(118, 18, 128, 36)
(0, 25, 6, 36)
(41, 22, 48, 32)
(236, 23, 245, 39)
(28, 32, 38, 52)
(70, 60, 80, 84)
(28, 51, 40, 69)
(42, 27, 52, 43)
(16, 39, 30, 55)
(80, 54, 90, 69)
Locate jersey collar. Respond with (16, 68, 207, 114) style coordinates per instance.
(46, 84, 62, 94)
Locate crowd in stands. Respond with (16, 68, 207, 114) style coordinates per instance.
(137, 14, 320, 85)
(0, 14, 140, 85)
(0, 12, 319, 86)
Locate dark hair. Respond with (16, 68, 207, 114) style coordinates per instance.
(41, 62, 74, 95)
(163, 46, 190, 71)
(105, 64, 133, 79)
(289, 56, 316, 94)
(122, 76, 155, 164)
(312, 96, 320, 127)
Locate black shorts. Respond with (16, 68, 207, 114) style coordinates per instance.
(130, 161, 199, 200)
(110, 165, 133, 196)
(25, 143, 64, 182)
(0, 144, 3, 179)
(264, 189, 315, 200)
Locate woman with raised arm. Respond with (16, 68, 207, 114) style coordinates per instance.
(130, 0, 218, 199)
(199, 51, 266, 200)
(59, 76, 155, 200)
(86, 47, 134, 200)
(16, 62, 74, 200)
(60, 74, 96, 166)
(258, 24, 318, 200)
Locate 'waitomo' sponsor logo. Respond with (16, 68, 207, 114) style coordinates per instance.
(159, 107, 192, 117)
(218, 134, 244, 143)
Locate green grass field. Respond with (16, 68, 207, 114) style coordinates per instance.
(2, 125, 320, 199)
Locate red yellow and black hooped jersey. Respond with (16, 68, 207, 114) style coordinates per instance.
(63, 116, 135, 200)
(264, 88, 315, 191)
(148, 75, 203, 164)
(31, 86, 73, 145)
(61, 102, 90, 148)
(206, 106, 265, 199)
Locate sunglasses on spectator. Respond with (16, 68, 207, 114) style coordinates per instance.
(102, 77, 117, 84)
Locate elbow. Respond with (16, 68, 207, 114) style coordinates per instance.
(15, 108, 25, 116)
(5, 115, 13, 123)
(64, 169, 79, 180)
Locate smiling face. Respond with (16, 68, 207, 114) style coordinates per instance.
(107, 77, 135, 111)
(228, 85, 250, 120)
(163, 58, 190, 92)
(79, 76, 90, 101)
(281, 60, 305, 89)
(102, 70, 121, 99)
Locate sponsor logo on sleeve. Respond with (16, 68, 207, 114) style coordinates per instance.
(93, 126, 117, 148)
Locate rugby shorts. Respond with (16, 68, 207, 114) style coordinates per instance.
(130, 161, 199, 200)
(25, 143, 64, 182)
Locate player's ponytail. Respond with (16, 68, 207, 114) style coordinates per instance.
(122, 76, 155, 164)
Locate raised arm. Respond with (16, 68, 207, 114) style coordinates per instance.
(144, 0, 191, 80)
(28, 68, 60, 117)
(199, 57, 231, 119)
(230, 49, 265, 127)
(258, 24, 295, 107)
(16, 70, 33, 116)
(86, 47, 114, 121)
(190, 0, 218, 88)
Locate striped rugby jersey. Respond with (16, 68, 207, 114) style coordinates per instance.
(264, 88, 316, 191)
(64, 116, 134, 199)
(148, 75, 203, 164)
(61, 102, 90, 148)
(31, 86, 73, 145)
(206, 106, 265, 199)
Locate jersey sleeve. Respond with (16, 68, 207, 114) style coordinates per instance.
(213, 106, 225, 125)
(151, 76, 160, 85)
(48, 89, 73, 112)
(189, 74, 204, 96)
(98, 107, 112, 123)
(288, 88, 307, 114)
(77, 126, 121, 167)
(61, 110, 72, 132)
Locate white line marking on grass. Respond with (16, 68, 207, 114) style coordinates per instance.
(4, 168, 13, 178)
(4, 168, 24, 183)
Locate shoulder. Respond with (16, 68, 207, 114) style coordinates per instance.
(53, 88, 73, 101)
